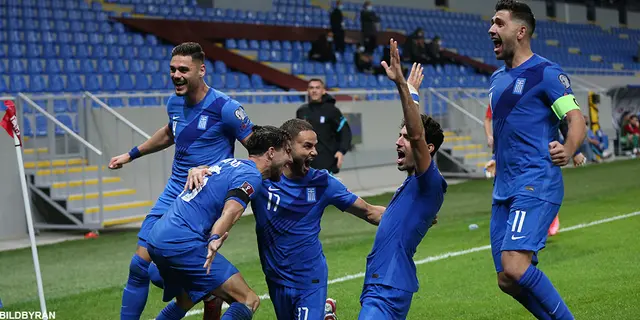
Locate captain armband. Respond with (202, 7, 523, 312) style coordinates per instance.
(551, 94, 580, 120)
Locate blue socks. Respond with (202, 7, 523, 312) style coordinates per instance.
(513, 290, 552, 320)
(121, 254, 151, 320)
(221, 302, 253, 320)
(149, 262, 165, 289)
(518, 265, 574, 320)
(156, 301, 187, 320)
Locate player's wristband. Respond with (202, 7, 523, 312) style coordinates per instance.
(208, 234, 220, 244)
(408, 83, 420, 106)
(128, 146, 141, 161)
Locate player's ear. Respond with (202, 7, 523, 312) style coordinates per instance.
(199, 62, 205, 78)
(517, 25, 526, 40)
(427, 143, 435, 154)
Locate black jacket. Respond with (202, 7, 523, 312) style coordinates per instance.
(296, 94, 352, 173)
(360, 9, 379, 36)
(330, 8, 343, 32)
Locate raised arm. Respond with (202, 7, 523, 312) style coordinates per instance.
(381, 38, 432, 175)
(108, 124, 174, 169)
(345, 198, 385, 225)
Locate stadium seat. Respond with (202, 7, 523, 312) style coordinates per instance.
(67, 75, 83, 92)
(10, 76, 27, 93)
(35, 116, 47, 137)
(85, 74, 101, 91)
(55, 114, 74, 136)
(30, 75, 46, 93)
(118, 74, 135, 91)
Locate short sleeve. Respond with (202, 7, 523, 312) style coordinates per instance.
(326, 174, 358, 211)
(226, 167, 262, 208)
(221, 100, 254, 141)
(542, 65, 580, 119)
(416, 160, 445, 194)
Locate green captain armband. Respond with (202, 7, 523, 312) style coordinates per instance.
(551, 94, 580, 119)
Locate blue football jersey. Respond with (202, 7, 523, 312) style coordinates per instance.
(166, 88, 254, 188)
(363, 160, 447, 293)
(148, 158, 262, 251)
(251, 168, 358, 289)
(489, 54, 573, 205)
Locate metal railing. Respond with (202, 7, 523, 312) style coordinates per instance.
(16, 93, 106, 230)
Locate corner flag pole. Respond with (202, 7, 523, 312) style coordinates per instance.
(2, 100, 48, 319)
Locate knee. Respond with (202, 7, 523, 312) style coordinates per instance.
(497, 272, 518, 296)
(501, 251, 531, 282)
(148, 262, 164, 289)
(128, 254, 150, 284)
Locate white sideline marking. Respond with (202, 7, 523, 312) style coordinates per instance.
(153, 210, 640, 319)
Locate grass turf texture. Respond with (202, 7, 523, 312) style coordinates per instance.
(1, 159, 639, 319)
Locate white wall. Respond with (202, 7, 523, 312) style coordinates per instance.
(596, 7, 619, 29)
(0, 135, 28, 241)
(628, 12, 640, 29)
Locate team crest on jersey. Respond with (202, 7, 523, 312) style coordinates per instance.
(558, 74, 571, 89)
(197, 115, 208, 130)
(235, 107, 247, 120)
(240, 181, 254, 196)
(306, 187, 316, 202)
(512, 78, 526, 95)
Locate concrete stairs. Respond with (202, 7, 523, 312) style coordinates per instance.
(442, 131, 491, 173)
(24, 147, 152, 229)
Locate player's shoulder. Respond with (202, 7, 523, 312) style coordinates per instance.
(490, 66, 506, 82)
(166, 93, 183, 110)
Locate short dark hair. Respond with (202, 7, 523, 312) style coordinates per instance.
(280, 119, 314, 139)
(245, 125, 291, 156)
(171, 42, 205, 63)
(401, 114, 444, 156)
(495, 0, 536, 36)
(308, 78, 325, 87)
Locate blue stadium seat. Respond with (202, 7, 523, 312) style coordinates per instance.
(225, 73, 239, 89)
(102, 74, 117, 91)
(67, 75, 83, 92)
(143, 97, 160, 106)
(81, 59, 96, 73)
(36, 116, 47, 137)
(98, 60, 112, 73)
(250, 74, 264, 89)
(151, 74, 165, 90)
(48, 75, 65, 92)
(10, 76, 27, 92)
(30, 60, 44, 74)
(138, 47, 152, 59)
(238, 74, 252, 89)
(0, 60, 5, 74)
(55, 114, 73, 136)
(130, 60, 144, 73)
(118, 74, 135, 91)
(211, 74, 224, 88)
(22, 117, 33, 137)
(53, 100, 69, 113)
(114, 60, 127, 73)
(135, 74, 150, 90)
(145, 60, 159, 73)
(30, 75, 46, 93)
(85, 74, 100, 91)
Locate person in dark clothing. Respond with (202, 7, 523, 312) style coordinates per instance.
(354, 44, 374, 73)
(360, 1, 380, 54)
(308, 32, 337, 63)
(330, 0, 345, 53)
(426, 36, 444, 66)
(296, 78, 352, 174)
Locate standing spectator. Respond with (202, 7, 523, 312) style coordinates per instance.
(296, 79, 352, 174)
(426, 36, 444, 66)
(308, 32, 337, 63)
(331, 0, 345, 53)
(360, 1, 380, 54)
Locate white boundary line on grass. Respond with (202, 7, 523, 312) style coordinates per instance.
(155, 210, 640, 319)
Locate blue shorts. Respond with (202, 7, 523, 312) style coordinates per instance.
(137, 181, 182, 247)
(267, 281, 327, 320)
(490, 195, 560, 273)
(147, 243, 239, 304)
(358, 284, 413, 320)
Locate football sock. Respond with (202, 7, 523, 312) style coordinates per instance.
(221, 302, 253, 320)
(120, 254, 151, 320)
(148, 262, 165, 289)
(518, 264, 574, 320)
(513, 289, 552, 320)
(156, 301, 187, 320)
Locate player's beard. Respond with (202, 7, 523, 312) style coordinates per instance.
(290, 155, 312, 177)
(270, 163, 284, 181)
(496, 36, 515, 61)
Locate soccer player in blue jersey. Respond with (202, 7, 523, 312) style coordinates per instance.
(187, 118, 386, 320)
(146, 125, 292, 320)
(487, 1, 586, 319)
(108, 42, 255, 320)
(357, 39, 447, 319)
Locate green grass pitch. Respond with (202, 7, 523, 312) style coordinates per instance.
(1, 159, 639, 319)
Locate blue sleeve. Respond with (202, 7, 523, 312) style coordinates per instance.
(227, 167, 262, 208)
(221, 100, 254, 142)
(542, 65, 574, 103)
(327, 174, 358, 211)
(416, 160, 444, 193)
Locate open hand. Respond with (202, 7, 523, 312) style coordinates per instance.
(186, 167, 212, 191)
(381, 38, 405, 84)
(203, 232, 229, 275)
(407, 62, 424, 90)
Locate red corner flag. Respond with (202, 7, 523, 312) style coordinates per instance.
(1, 100, 22, 147)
